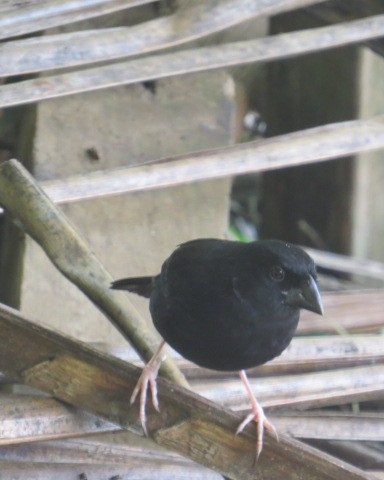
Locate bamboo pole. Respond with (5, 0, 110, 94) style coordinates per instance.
(0, 301, 373, 480)
(0, 159, 187, 388)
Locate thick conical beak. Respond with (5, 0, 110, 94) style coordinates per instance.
(285, 274, 323, 315)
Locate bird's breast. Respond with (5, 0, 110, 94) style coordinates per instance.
(151, 289, 300, 371)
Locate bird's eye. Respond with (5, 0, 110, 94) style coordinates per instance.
(270, 265, 285, 281)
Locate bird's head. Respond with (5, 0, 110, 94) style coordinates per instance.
(253, 240, 323, 316)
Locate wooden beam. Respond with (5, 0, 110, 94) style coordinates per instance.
(2, 5, 381, 79)
(0, 301, 373, 480)
(306, 247, 384, 281)
(2, 334, 384, 384)
(0, 460, 219, 480)
(368, 473, 383, 480)
(0, 433, 186, 464)
(307, 0, 384, 57)
(1, 12, 383, 105)
(272, 411, 384, 441)
(1, 120, 383, 215)
(0, 0, 157, 41)
(0, 0, 328, 43)
(0, 394, 117, 445)
(197, 364, 384, 411)
(20, 117, 384, 204)
(309, 439, 384, 471)
(99, 334, 384, 378)
(256, 334, 384, 376)
(299, 289, 384, 334)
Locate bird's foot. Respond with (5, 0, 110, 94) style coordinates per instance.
(130, 341, 165, 435)
(236, 401, 278, 459)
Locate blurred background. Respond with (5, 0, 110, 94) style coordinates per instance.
(0, 1, 384, 478)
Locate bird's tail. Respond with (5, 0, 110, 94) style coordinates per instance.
(110, 276, 153, 298)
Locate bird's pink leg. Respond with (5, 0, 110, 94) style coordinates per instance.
(236, 370, 278, 459)
(130, 339, 166, 435)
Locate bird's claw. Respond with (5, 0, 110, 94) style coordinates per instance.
(130, 355, 163, 436)
(236, 402, 278, 460)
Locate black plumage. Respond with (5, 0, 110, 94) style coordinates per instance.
(111, 238, 323, 456)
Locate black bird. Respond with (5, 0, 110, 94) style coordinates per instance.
(111, 238, 323, 457)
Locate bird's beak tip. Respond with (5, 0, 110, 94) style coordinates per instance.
(302, 275, 323, 316)
(311, 299, 324, 316)
(285, 274, 323, 316)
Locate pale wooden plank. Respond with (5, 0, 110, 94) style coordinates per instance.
(272, 411, 384, 441)
(197, 365, 384, 411)
(309, 440, 384, 471)
(308, 0, 384, 58)
(0, 12, 383, 105)
(0, 434, 184, 464)
(0, 0, 327, 43)
(299, 290, 384, 334)
(0, 0, 156, 41)
(2, 6, 382, 78)
(0, 394, 117, 444)
(0, 334, 381, 383)
(1, 119, 383, 214)
(100, 334, 384, 378)
(0, 460, 219, 480)
(306, 247, 384, 281)
(253, 334, 384, 376)
(31, 117, 384, 203)
(370, 472, 384, 480)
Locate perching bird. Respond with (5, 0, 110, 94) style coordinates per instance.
(111, 238, 323, 457)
